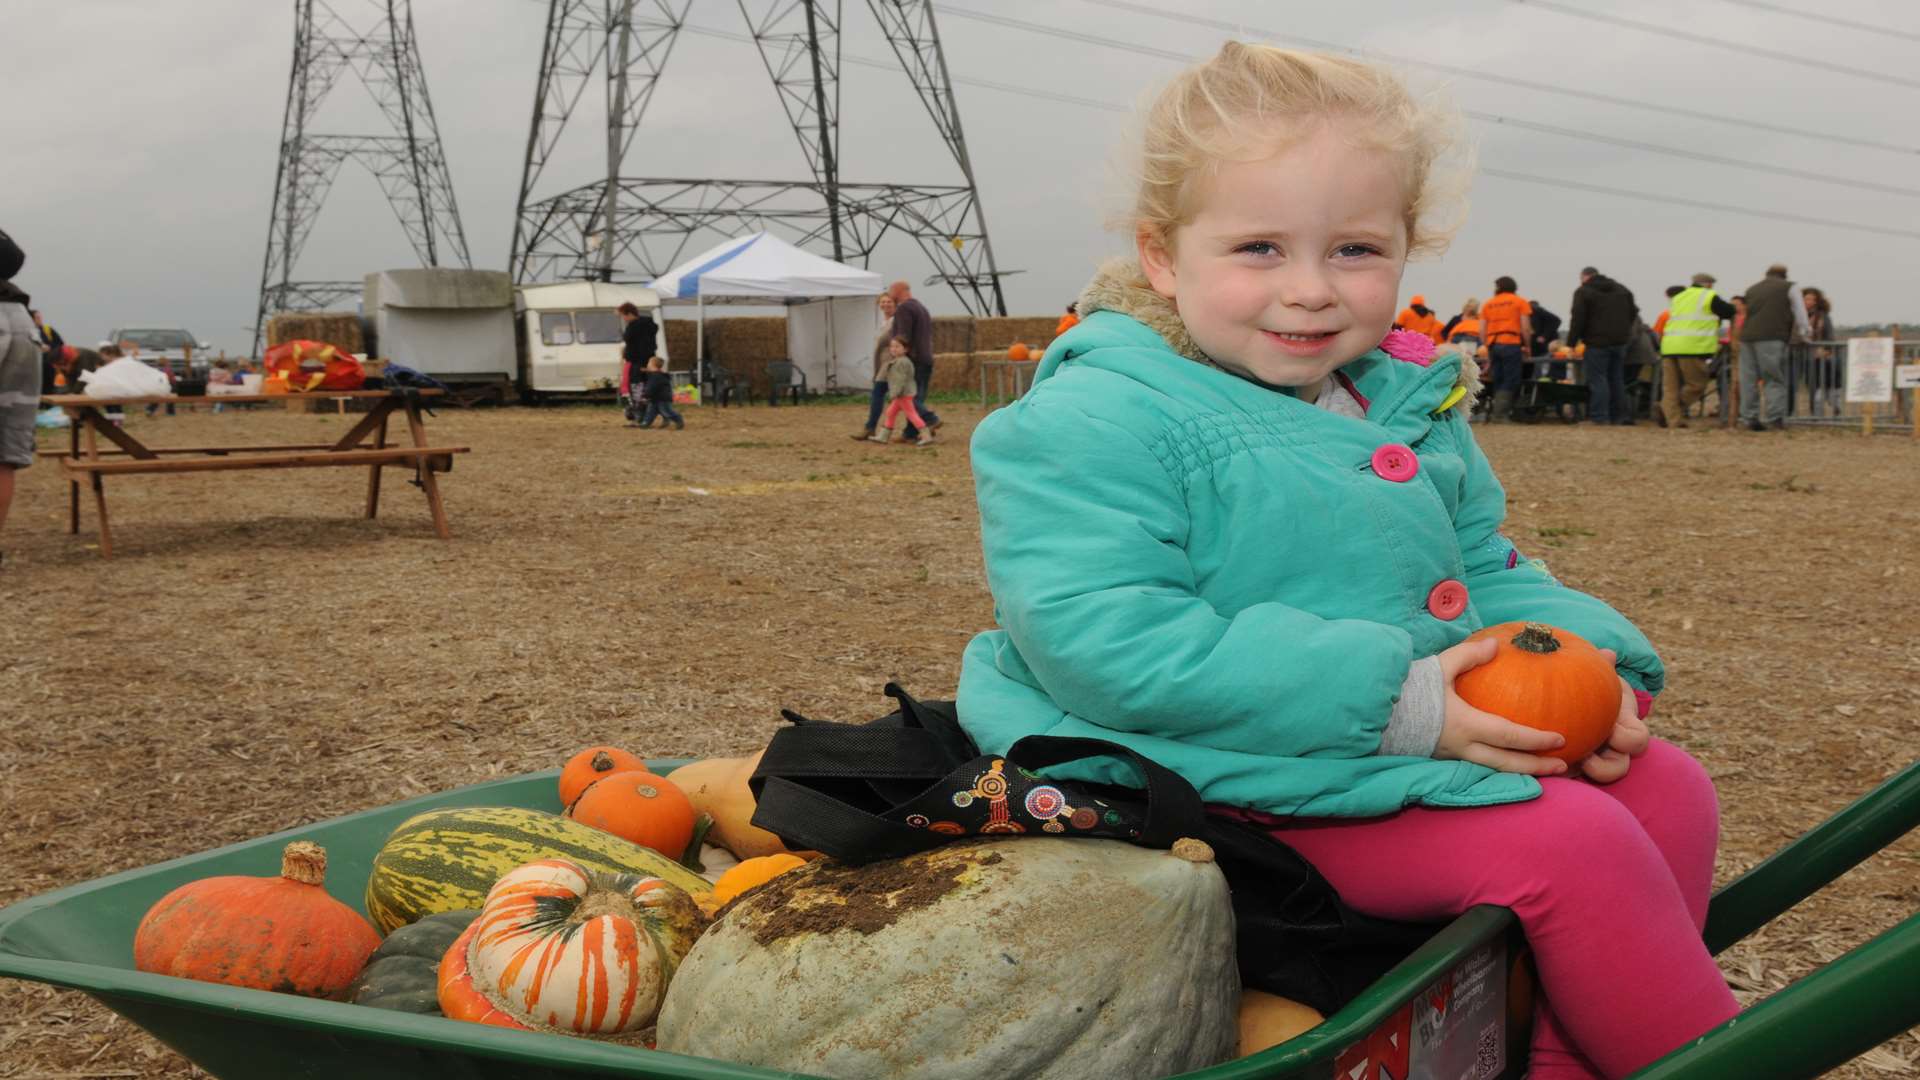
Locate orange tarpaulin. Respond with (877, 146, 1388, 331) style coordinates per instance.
(262, 340, 364, 393)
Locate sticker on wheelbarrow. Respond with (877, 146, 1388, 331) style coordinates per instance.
(1334, 940, 1507, 1080)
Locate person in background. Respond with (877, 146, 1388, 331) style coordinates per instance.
(30, 309, 62, 396)
(1623, 316, 1659, 421)
(1736, 264, 1813, 432)
(1658, 273, 1736, 429)
(1480, 276, 1532, 421)
(1566, 266, 1639, 426)
(1394, 294, 1444, 343)
(868, 337, 934, 447)
(887, 280, 941, 439)
(1799, 287, 1838, 417)
(636, 356, 684, 430)
(617, 301, 657, 420)
(1055, 301, 1080, 338)
(1442, 297, 1480, 347)
(207, 358, 236, 413)
(853, 293, 898, 441)
(1650, 285, 1684, 344)
(0, 227, 39, 568)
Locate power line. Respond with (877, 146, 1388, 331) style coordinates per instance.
(1482, 168, 1920, 241)
(1074, 0, 1920, 157)
(1716, 0, 1920, 44)
(676, 22, 1129, 116)
(924, 5, 1920, 241)
(1511, 0, 1920, 90)
(1462, 111, 1920, 199)
(938, 4, 1920, 198)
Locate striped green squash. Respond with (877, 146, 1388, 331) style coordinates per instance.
(365, 806, 711, 934)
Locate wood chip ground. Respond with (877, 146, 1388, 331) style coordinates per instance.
(1, 402, 1915, 1077)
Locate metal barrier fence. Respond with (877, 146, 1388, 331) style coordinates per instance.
(1779, 339, 1918, 432)
(1649, 338, 1917, 432)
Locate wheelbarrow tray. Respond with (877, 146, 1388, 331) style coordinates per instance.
(0, 765, 1533, 1080)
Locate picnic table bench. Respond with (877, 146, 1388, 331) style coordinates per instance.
(41, 390, 469, 557)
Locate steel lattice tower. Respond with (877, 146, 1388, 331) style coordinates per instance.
(509, 0, 1008, 316)
(253, 0, 472, 355)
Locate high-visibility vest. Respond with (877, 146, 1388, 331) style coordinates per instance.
(1660, 288, 1721, 355)
(1448, 317, 1482, 342)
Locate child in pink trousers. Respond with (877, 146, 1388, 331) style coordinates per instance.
(954, 44, 1737, 1080)
(870, 337, 935, 447)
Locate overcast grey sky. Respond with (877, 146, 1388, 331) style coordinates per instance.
(9, 0, 1919, 354)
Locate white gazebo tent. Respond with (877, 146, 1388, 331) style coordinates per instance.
(647, 231, 885, 394)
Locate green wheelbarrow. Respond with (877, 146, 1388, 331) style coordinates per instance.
(1, 760, 1915, 1080)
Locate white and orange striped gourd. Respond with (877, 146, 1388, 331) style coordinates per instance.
(461, 858, 707, 1034)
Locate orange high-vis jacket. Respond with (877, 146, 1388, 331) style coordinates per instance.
(1395, 307, 1445, 344)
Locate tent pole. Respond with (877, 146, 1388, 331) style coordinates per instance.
(696, 294, 705, 393)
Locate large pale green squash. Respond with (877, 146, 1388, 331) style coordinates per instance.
(365, 806, 711, 934)
(656, 837, 1237, 1080)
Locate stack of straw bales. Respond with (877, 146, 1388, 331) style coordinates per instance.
(264, 312, 366, 355)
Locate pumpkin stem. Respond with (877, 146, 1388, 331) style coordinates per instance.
(281, 841, 328, 886)
(591, 750, 617, 773)
(1511, 624, 1562, 655)
(1169, 838, 1215, 864)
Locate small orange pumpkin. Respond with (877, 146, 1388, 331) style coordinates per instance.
(1007, 342, 1030, 361)
(133, 841, 381, 999)
(559, 746, 649, 808)
(1237, 989, 1324, 1057)
(566, 770, 698, 857)
(710, 853, 807, 906)
(1455, 622, 1621, 764)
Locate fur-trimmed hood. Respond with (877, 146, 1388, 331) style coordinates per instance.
(1072, 256, 1481, 410)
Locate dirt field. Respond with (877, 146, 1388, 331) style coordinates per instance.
(2, 398, 1916, 1077)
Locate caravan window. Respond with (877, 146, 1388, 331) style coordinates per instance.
(539, 312, 575, 346)
(574, 311, 623, 344)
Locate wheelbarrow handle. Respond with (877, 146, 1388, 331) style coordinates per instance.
(1703, 759, 1920, 955)
(1629, 908, 1920, 1079)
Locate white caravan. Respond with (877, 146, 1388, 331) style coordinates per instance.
(515, 282, 667, 398)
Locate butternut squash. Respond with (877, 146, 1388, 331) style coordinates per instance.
(667, 753, 792, 859)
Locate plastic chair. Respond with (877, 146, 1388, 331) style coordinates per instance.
(766, 360, 807, 406)
(707, 362, 751, 407)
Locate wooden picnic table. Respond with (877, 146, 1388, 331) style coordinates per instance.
(41, 390, 470, 557)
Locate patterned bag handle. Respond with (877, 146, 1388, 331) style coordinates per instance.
(750, 697, 1208, 864)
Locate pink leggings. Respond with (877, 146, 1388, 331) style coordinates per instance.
(1247, 739, 1737, 1079)
(881, 394, 926, 432)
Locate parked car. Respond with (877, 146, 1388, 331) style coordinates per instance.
(101, 326, 213, 377)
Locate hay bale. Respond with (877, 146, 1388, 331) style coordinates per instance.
(265, 312, 365, 354)
(975, 316, 1059, 353)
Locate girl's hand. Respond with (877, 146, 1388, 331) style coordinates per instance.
(1433, 637, 1569, 776)
(1575, 651, 1651, 783)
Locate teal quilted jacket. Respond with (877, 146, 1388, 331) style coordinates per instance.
(956, 262, 1662, 817)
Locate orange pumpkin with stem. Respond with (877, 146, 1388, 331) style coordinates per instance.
(559, 746, 648, 808)
(566, 770, 698, 857)
(133, 841, 381, 1000)
(1454, 622, 1621, 764)
(1007, 342, 1030, 361)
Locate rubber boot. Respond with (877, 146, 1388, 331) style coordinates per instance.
(1491, 390, 1515, 423)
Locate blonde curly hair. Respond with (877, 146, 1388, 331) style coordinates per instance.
(1127, 42, 1470, 260)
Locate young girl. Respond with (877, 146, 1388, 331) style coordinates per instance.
(869, 337, 934, 447)
(956, 44, 1735, 1080)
